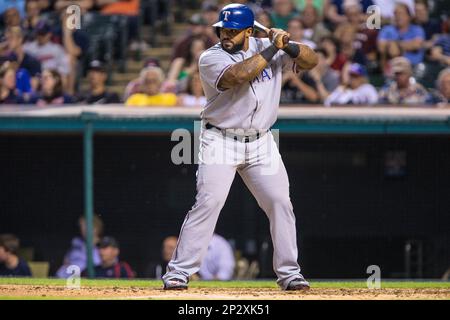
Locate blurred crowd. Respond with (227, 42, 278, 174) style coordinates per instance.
(0, 0, 449, 108)
(0, 215, 242, 279)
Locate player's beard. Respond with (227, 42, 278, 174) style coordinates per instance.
(221, 40, 244, 54)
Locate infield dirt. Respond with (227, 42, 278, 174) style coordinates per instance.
(1, 285, 449, 300)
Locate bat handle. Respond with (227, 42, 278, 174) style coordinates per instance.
(268, 29, 290, 45)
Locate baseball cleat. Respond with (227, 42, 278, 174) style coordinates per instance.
(286, 276, 310, 291)
(163, 279, 188, 290)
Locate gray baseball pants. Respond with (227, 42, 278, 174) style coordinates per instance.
(163, 124, 303, 289)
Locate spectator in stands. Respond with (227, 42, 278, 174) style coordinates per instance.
(1, 7, 22, 28)
(23, 0, 43, 41)
(59, 8, 90, 95)
(427, 68, 450, 106)
(325, 0, 376, 26)
(54, 0, 94, 13)
(56, 215, 103, 278)
(24, 20, 70, 88)
(178, 72, 206, 107)
(293, 0, 328, 18)
(231, 0, 262, 15)
(281, 67, 319, 104)
(77, 60, 120, 104)
(334, 0, 379, 66)
(4, 58, 33, 99)
(172, 13, 213, 60)
(377, 2, 426, 69)
(308, 48, 340, 102)
(437, 68, 450, 104)
(323, 0, 346, 26)
(288, 17, 316, 49)
(166, 13, 215, 92)
(198, 233, 235, 281)
(325, 62, 378, 106)
(95, 0, 143, 52)
(201, 2, 220, 42)
(161, 236, 177, 266)
(125, 66, 177, 107)
(0, 62, 24, 104)
(4, 27, 41, 92)
(0, 0, 26, 18)
(431, 37, 450, 67)
(270, 0, 299, 30)
(166, 36, 205, 94)
(146, 235, 177, 279)
(95, 0, 138, 16)
(254, 10, 273, 38)
(371, 0, 415, 23)
(414, 0, 441, 45)
(30, 68, 73, 105)
(320, 36, 344, 71)
(378, 56, 429, 105)
(319, 31, 366, 75)
(334, 24, 367, 71)
(38, 0, 56, 13)
(151, 234, 235, 281)
(89, 236, 135, 279)
(430, 21, 450, 66)
(300, 4, 330, 45)
(123, 57, 160, 100)
(0, 234, 31, 277)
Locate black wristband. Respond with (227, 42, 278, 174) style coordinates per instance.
(283, 43, 300, 58)
(261, 45, 279, 63)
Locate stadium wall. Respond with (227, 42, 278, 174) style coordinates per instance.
(1, 132, 449, 279)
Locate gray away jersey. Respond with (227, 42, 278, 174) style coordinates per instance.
(199, 37, 296, 130)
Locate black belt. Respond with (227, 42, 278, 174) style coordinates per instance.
(205, 122, 222, 131)
(205, 122, 268, 143)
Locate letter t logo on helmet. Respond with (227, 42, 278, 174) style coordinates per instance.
(223, 11, 231, 21)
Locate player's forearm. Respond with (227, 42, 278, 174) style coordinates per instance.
(283, 43, 318, 70)
(218, 46, 278, 90)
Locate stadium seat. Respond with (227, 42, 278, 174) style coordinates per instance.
(28, 261, 50, 278)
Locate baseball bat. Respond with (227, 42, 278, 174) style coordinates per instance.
(253, 21, 289, 45)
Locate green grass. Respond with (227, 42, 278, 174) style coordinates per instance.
(0, 278, 449, 289)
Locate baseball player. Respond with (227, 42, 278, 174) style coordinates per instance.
(163, 3, 318, 291)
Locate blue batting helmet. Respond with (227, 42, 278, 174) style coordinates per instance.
(212, 3, 255, 30)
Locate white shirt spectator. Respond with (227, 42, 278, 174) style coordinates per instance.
(198, 233, 235, 280)
(24, 41, 71, 75)
(372, 0, 415, 21)
(55, 237, 101, 278)
(325, 84, 378, 106)
(180, 95, 207, 107)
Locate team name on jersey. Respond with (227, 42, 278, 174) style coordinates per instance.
(252, 67, 272, 84)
